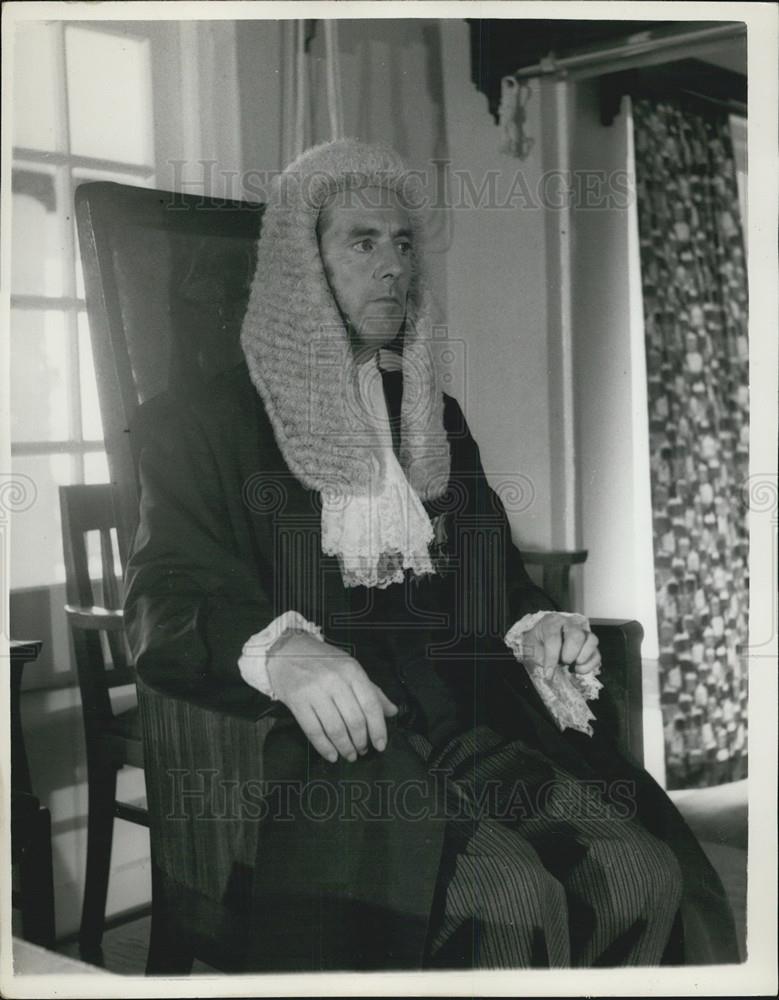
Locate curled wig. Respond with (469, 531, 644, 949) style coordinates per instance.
(240, 139, 450, 500)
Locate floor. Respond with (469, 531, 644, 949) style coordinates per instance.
(57, 914, 215, 975)
(670, 779, 748, 961)
(58, 914, 152, 975)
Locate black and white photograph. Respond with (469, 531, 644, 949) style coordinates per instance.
(1, 1, 776, 995)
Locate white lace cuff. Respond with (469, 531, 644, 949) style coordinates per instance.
(505, 611, 603, 736)
(237, 610, 323, 699)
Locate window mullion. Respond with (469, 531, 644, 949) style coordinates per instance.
(12, 146, 155, 177)
(58, 22, 86, 484)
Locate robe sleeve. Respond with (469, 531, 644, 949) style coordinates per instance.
(123, 400, 277, 693)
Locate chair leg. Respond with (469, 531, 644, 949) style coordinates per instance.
(146, 862, 194, 975)
(19, 804, 56, 949)
(79, 762, 117, 963)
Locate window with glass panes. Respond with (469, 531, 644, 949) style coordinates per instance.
(11, 21, 155, 592)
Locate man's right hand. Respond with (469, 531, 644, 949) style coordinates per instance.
(267, 633, 398, 763)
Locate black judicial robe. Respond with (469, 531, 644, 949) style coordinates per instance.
(124, 359, 739, 971)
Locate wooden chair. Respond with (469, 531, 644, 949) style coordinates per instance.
(59, 482, 147, 962)
(75, 180, 644, 973)
(11, 640, 56, 950)
(520, 548, 588, 614)
(11, 792, 56, 948)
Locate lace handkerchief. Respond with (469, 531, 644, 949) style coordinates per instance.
(504, 611, 603, 736)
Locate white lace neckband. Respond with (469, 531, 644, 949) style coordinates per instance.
(320, 352, 436, 589)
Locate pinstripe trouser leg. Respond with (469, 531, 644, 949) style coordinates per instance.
(408, 727, 683, 969)
(427, 812, 572, 967)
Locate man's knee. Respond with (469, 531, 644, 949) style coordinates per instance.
(489, 845, 568, 922)
(604, 828, 683, 919)
(642, 835, 683, 909)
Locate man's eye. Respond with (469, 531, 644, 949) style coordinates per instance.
(397, 240, 413, 255)
(354, 239, 374, 252)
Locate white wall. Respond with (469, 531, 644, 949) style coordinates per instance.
(566, 83, 662, 783)
(568, 83, 658, 642)
(439, 21, 552, 549)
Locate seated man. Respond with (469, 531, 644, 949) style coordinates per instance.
(124, 139, 738, 971)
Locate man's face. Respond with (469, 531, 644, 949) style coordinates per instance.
(318, 187, 413, 353)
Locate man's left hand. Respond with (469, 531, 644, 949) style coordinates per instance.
(522, 612, 601, 681)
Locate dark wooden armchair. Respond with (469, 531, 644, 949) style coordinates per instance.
(75, 180, 644, 973)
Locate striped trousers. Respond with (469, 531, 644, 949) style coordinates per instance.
(407, 726, 683, 968)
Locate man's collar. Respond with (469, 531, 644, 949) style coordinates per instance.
(377, 347, 403, 373)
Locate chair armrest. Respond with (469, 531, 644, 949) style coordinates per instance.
(137, 674, 285, 952)
(519, 549, 588, 611)
(65, 604, 124, 632)
(589, 619, 644, 765)
(137, 674, 291, 965)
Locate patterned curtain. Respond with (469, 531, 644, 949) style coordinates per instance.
(632, 99, 748, 790)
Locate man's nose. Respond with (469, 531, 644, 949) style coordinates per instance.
(373, 244, 404, 282)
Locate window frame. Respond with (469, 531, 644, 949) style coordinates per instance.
(10, 19, 157, 590)
(11, 23, 156, 472)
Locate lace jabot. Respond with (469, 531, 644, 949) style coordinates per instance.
(320, 353, 436, 589)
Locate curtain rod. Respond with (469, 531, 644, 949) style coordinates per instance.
(678, 89, 747, 117)
(512, 22, 746, 82)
